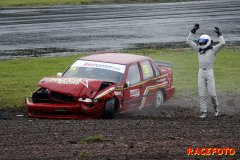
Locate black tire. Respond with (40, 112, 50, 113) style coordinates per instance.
(103, 97, 116, 119)
(153, 90, 164, 108)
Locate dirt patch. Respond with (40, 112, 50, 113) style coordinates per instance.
(0, 94, 240, 160)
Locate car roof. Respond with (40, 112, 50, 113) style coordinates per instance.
(79, 52, 150, 65)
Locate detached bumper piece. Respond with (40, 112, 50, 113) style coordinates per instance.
(25, 98, 103, 120)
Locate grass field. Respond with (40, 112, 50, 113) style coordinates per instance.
(0, 0, 203, 8)
(0, 47, 239, 107)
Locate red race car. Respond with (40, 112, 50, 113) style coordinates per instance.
(26, 52, 175, 119)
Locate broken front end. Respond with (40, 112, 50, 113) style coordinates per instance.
(25, 77, 116, 119)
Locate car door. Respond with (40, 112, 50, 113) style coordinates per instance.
(139, 60, 156, 107)
(122, 63, 144, 112)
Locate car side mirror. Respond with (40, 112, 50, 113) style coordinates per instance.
(57, 72, 63, 77)
(125, 81, 130, 88)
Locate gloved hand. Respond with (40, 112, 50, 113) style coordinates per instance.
(191, 24, 200, 34)
(215, 27, 222, 36)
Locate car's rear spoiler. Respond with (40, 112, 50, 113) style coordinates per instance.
(154, 61, 173, 68)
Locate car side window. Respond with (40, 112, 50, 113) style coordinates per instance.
(140, 61, 154, 80)
(126, 63, 141, 86)
(151, 62, 161, 77)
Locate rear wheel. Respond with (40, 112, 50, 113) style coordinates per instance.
(103, 97, 116, 119)
(154, 90, 164, 108)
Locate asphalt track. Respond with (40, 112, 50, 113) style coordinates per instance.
(0, 0, 239, 60)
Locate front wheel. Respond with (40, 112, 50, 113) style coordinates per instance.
(103, 97, 116, 119)
(154, 90, 164, 108)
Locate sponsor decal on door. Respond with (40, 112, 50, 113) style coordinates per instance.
(130, 89, 140, 98)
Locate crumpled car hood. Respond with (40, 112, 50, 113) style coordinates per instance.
(38, 77, 103, 98)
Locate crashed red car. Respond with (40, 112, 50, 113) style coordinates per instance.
(26, 52, 175, 119)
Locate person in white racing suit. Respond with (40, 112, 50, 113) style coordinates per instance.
(187, 24, 225, 118)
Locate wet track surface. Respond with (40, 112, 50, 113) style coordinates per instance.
(0, 0, 240, 60)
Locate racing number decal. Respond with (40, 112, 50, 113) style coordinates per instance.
(69, 67, 77, 71)
(143, 65, 150, 77)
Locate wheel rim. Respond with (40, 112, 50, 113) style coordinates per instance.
(155, 91, 163, 108)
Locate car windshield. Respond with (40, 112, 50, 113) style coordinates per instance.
(63, 60, 126, 84)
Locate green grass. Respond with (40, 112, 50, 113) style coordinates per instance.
(125, 46, 240, 97)
(79, 151, 90, 158)
(119, 136, 124, 142)
(81, 135, 102, 142)
(0, 47, 239, 108)
(0, 54, 90, 107)
(0, 0, 205, 8)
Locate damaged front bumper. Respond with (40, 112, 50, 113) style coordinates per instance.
(25, 98, 105, 119)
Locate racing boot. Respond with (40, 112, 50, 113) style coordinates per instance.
(214, 108, 219, 117)
(199, 112, 207, 118)
(211, 97, 219, 117)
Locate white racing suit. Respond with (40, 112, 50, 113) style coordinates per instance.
(187, 32, 225, 113)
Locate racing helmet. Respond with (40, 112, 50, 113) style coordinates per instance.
(198, 34, 211, 49)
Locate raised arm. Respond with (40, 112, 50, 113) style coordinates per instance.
(187, 24, 199, 52)
(213, 27, 225, 54)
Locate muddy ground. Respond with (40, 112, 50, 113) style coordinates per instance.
(0, 93, 240, 160)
